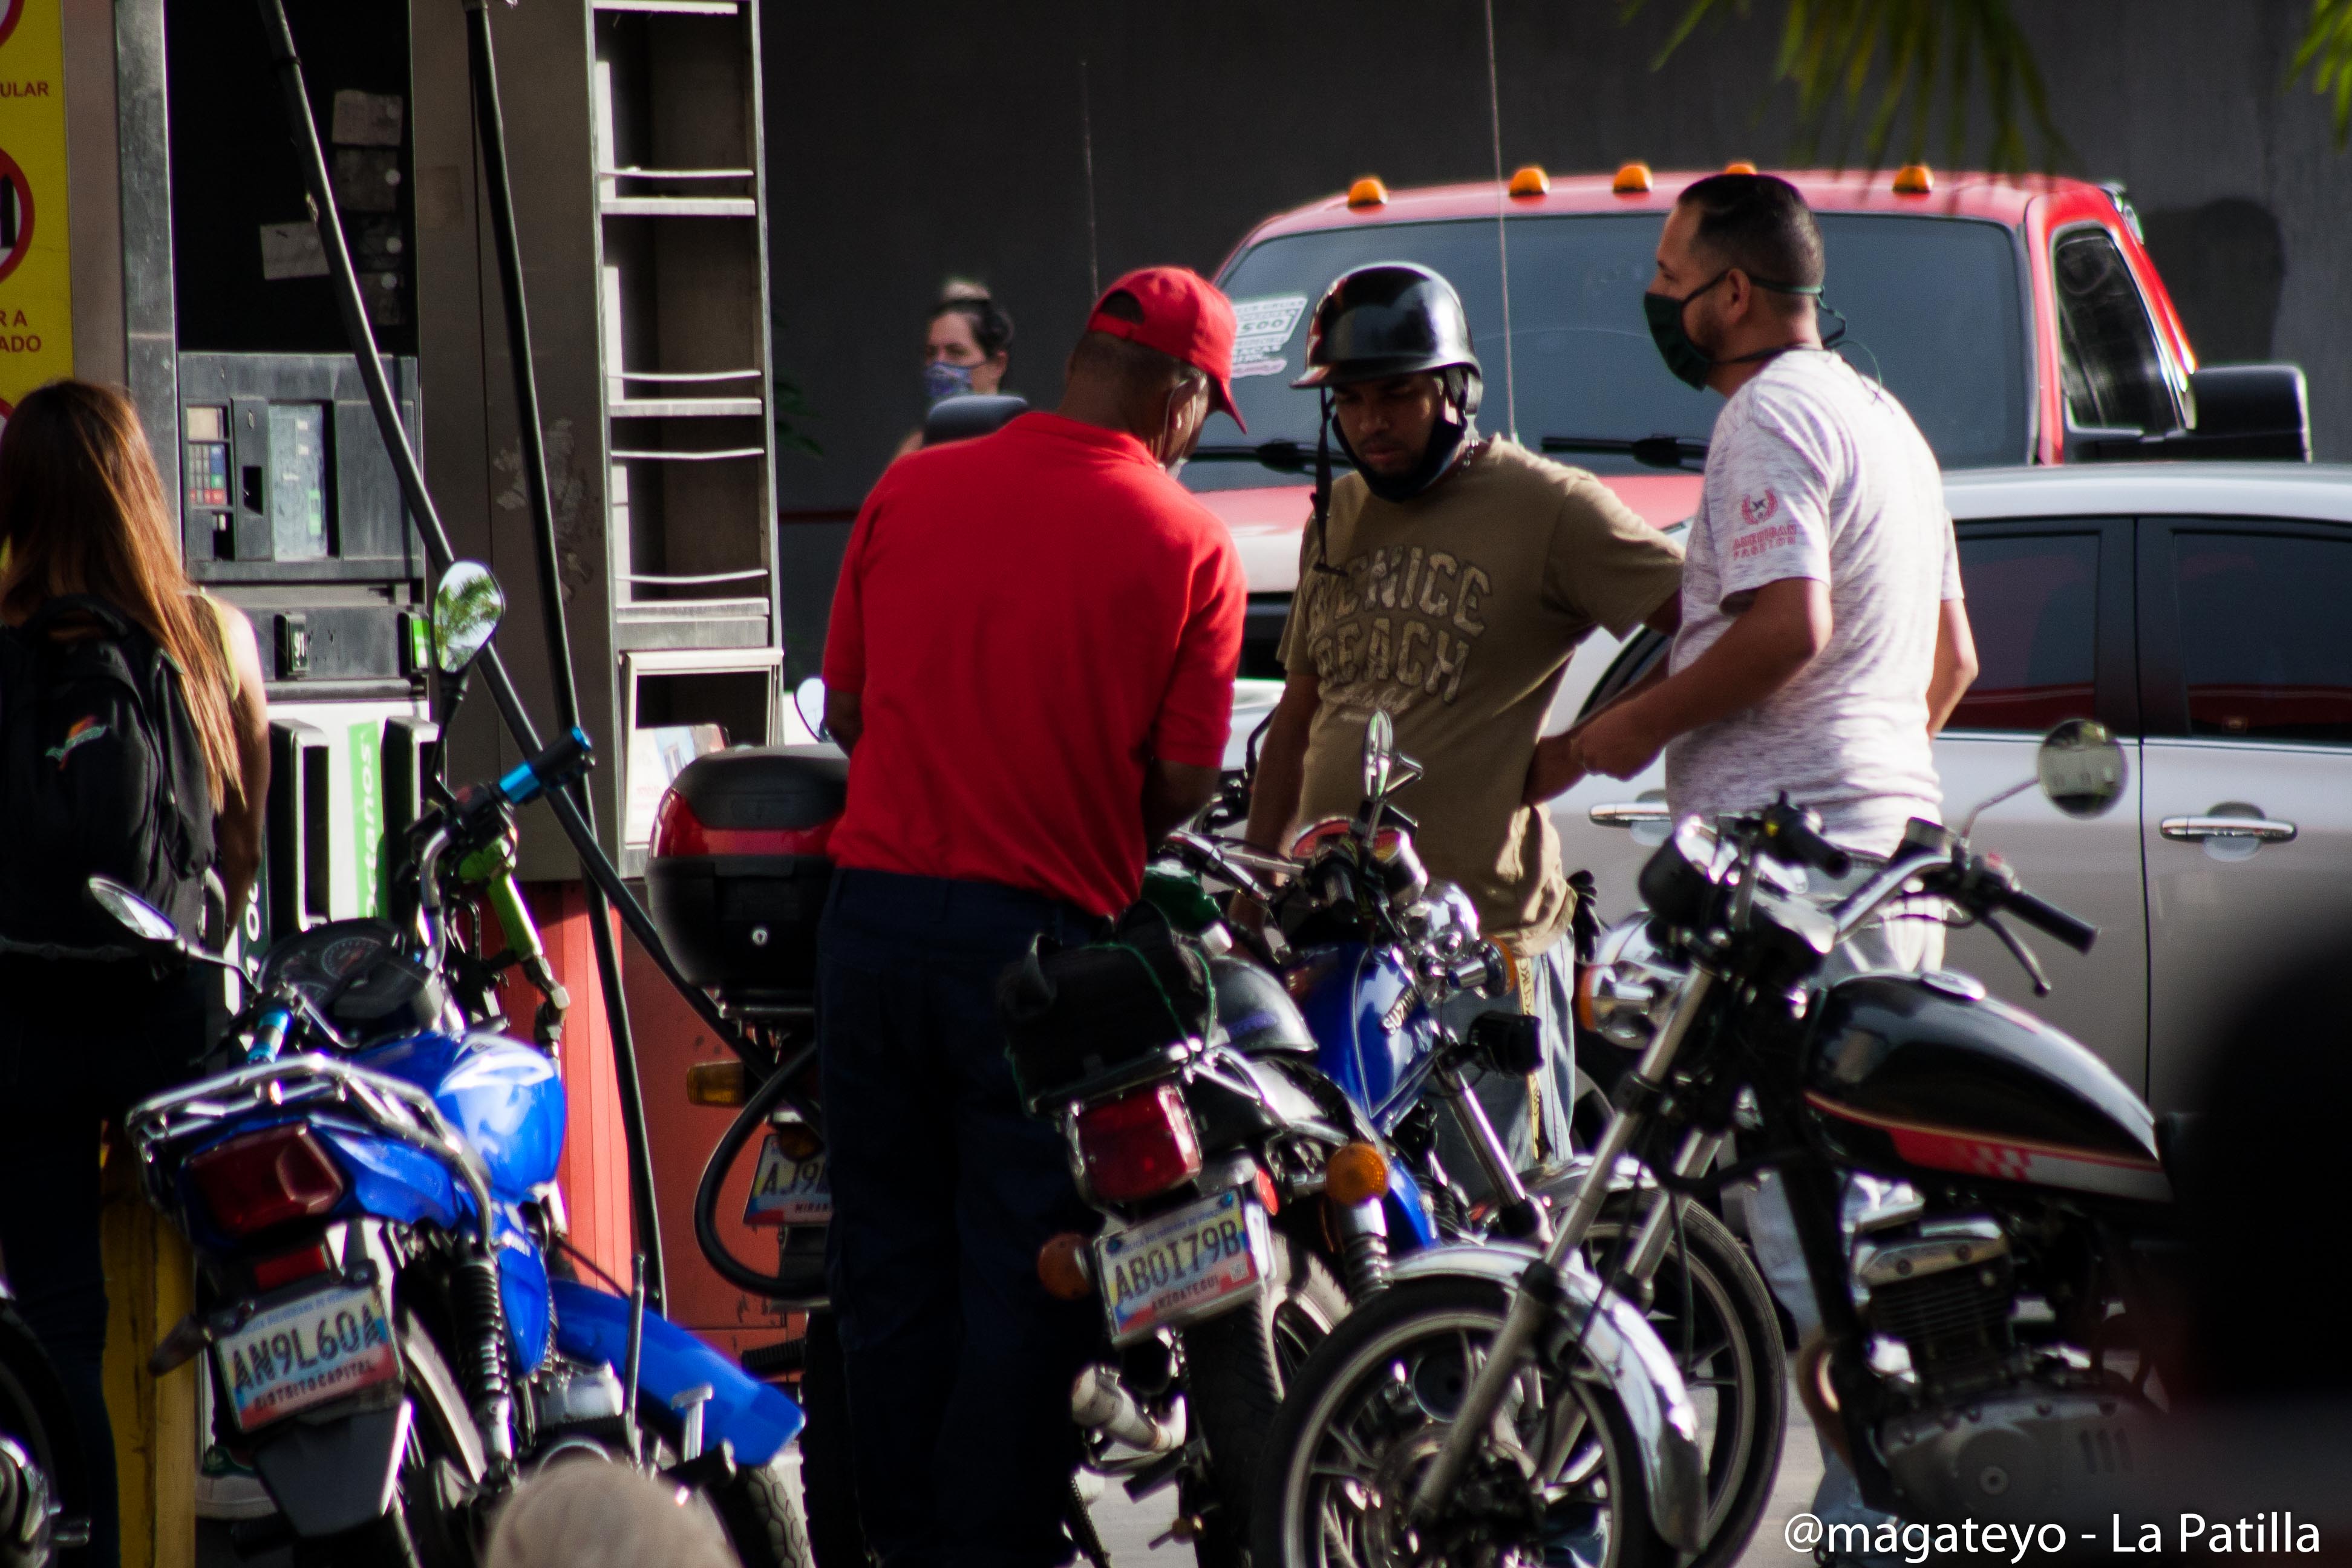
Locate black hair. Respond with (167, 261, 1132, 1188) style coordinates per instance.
(1674, 173, 1825, 293)
(1067, 288, 1200, 395)
(930, 281, 1014, 359)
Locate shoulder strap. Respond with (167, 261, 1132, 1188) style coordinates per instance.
(25, 593, 136, 640)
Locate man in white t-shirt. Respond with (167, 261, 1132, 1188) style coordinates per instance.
(1568, 173, 1981, 1550)
(1570, 173, 1978, 911)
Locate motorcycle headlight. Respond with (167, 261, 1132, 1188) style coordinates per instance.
(1574, 916, 1686, 1050)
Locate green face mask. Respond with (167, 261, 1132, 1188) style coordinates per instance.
(1643, 272, 1728, 391)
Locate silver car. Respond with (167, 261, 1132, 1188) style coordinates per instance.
(1550, 462, 2352, 1112)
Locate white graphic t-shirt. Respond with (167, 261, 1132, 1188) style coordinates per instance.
(1664, 351, 1962, 854)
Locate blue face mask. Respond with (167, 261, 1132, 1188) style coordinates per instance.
(924, 361, 976, 404)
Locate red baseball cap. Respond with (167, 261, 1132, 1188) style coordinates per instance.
(1083, 267, 1246, 432)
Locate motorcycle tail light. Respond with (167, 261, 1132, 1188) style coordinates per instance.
(251, 1241, 336, 1292)
(188, 1126, 347, 1238)
(1074, 1084, 1201, 1203)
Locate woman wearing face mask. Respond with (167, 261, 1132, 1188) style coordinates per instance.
(892, 280, 1013, 459)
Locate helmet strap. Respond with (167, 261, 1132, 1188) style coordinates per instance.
(1310, 390, 1344, 579)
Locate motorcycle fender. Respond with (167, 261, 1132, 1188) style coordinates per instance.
(251, 1403, 411, 1539)
(550, 1280, 805, 1465)
(1387, 1243, 1705, 1551)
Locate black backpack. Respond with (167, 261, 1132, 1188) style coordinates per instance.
(0, 595, 217, 950)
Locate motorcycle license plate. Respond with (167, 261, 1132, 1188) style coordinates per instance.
(215, 1279, 400, 1432)
(745, 1135, 832, 1227)
(1094, 1187, 1269, 1345)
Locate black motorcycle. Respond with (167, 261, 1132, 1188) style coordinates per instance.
(1255, 719, 2178, 1566)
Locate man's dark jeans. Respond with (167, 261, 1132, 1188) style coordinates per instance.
(818, 869, 1104, 1568)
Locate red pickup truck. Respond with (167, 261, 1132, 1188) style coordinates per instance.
(1183, 164, 2310, 676)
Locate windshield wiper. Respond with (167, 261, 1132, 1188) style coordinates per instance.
(1188, 441, 1354, 476)
(1540, 434, 1709, 472)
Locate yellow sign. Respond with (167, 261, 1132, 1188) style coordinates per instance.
(0, 0, 71, 420)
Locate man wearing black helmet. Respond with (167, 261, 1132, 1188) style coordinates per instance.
(1238, 263, 1684, 1181)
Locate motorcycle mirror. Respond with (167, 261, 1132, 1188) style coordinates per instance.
(794, 675, 829, 742)
(87, 875, 183, 946)
(2035, 719, 2128, 819)
(1361, 710, 1396, 802)
(431, 561, 507, 675)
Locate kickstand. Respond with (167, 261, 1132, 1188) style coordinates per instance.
(1067, 1477, 1113, 1568)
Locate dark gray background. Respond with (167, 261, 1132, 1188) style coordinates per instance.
(763, 0, 2350, 675)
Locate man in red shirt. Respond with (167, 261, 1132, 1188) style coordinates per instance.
(818, 267, 1247, 1567)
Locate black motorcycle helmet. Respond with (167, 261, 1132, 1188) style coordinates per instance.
(1209, 955, 1317, 1057)
(1293, 263, 1483, 509)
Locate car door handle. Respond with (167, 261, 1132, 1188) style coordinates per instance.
(2159, 815, 2298, 844)
(1589, 803, 1672, 829)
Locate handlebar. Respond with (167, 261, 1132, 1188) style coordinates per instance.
(459, 726, 596, 831)
(1992, 883, 2097, 955)
(1757, 799, 1853, 880)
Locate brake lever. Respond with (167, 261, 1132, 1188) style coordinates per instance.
(1979, 911, 2051, 996)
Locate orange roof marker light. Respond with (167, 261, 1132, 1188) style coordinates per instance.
(1723, 160, 1759, 174)
(1508, 163, 1550, 198)
(1612, 161, 1653, 195)
(1893, 164, 1935, 195)
(1347, 176, 1390, 209)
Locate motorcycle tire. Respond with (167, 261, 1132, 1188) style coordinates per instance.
(0, 1308, 81, 1566)
(290, 1313, 481, 1568)
(794, 1311, 868, 1568)
(1177, 1234, 1346, 1568)
(713, 1452, 816, 1568)
(1585, 1193, 1786, 1568)
(1249, 1274, 1668, 1568)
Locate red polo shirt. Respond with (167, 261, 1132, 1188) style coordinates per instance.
(822, 413, 1246, 916)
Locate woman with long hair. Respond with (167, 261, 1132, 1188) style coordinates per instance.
(0, 379, 269, 1567)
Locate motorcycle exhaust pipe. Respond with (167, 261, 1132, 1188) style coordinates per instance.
(1070, 1365, 1185, 1454)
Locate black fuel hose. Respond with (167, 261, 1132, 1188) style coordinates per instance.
(693, 1042, 823, 1298)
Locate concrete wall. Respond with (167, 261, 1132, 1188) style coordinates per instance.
(763, 0, 2351, 663)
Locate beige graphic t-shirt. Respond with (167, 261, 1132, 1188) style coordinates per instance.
(1277, 439, 1684, 952)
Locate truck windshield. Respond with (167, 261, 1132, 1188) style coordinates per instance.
(1186, 211, 2028, 491)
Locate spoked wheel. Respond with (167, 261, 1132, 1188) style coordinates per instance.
(1178, 1234, 1348, 1568)
(1583, 1195, 1784, 1568)
(1250, 1276, 1667, 1568)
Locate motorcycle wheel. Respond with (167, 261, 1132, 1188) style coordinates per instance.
(1249, 1275, 1667, 1568)
(711, 1452, 816, 1568)
(1177, 1233, 1347, 1568)
(794, 1311, 867, 1568)
(1584, 1194, 1785, 1568)
(290, 1313, 481, 1568)
(0, 1309, 79, 1565)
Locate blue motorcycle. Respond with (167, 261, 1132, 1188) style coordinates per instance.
(90, 565, 809, 1568)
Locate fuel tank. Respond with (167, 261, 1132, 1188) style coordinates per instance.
(1804, 973, 2169, 1206)
(1282, 941, 1438, 1131)
(359, 1031, 566, 1200)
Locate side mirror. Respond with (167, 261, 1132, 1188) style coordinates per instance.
(1361, 710, 1396, 803)
(2178, 364, 2310, 462)
(88, 875, 182, 945)
(794, 676, 829, 742)
(431, 561, 507, 675)
(2036, 719, 2129, 818)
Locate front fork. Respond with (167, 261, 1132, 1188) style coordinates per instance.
(1408, 969, 1717, 1520)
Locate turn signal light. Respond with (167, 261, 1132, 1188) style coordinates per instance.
(1612, 161, 1653, 194)
(687, 1060, 749, 1106)
(1507, 164, 1549, 197)
(1893, 163, 1935, 195)
(1038, 1233, 1095, 1301)
(1723, 160, 1759, 174)
(1074, 1084, 1202, 1203)
(188, 1126, 346, 1238)
(771, 1118, 823, 1160)
(1325, 1142, 1390, 1207)
(1346, 176, 1389, 209)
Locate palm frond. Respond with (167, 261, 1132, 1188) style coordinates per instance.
(1630, 0, 2072, 174)
(2288, 0, 2352, 147)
